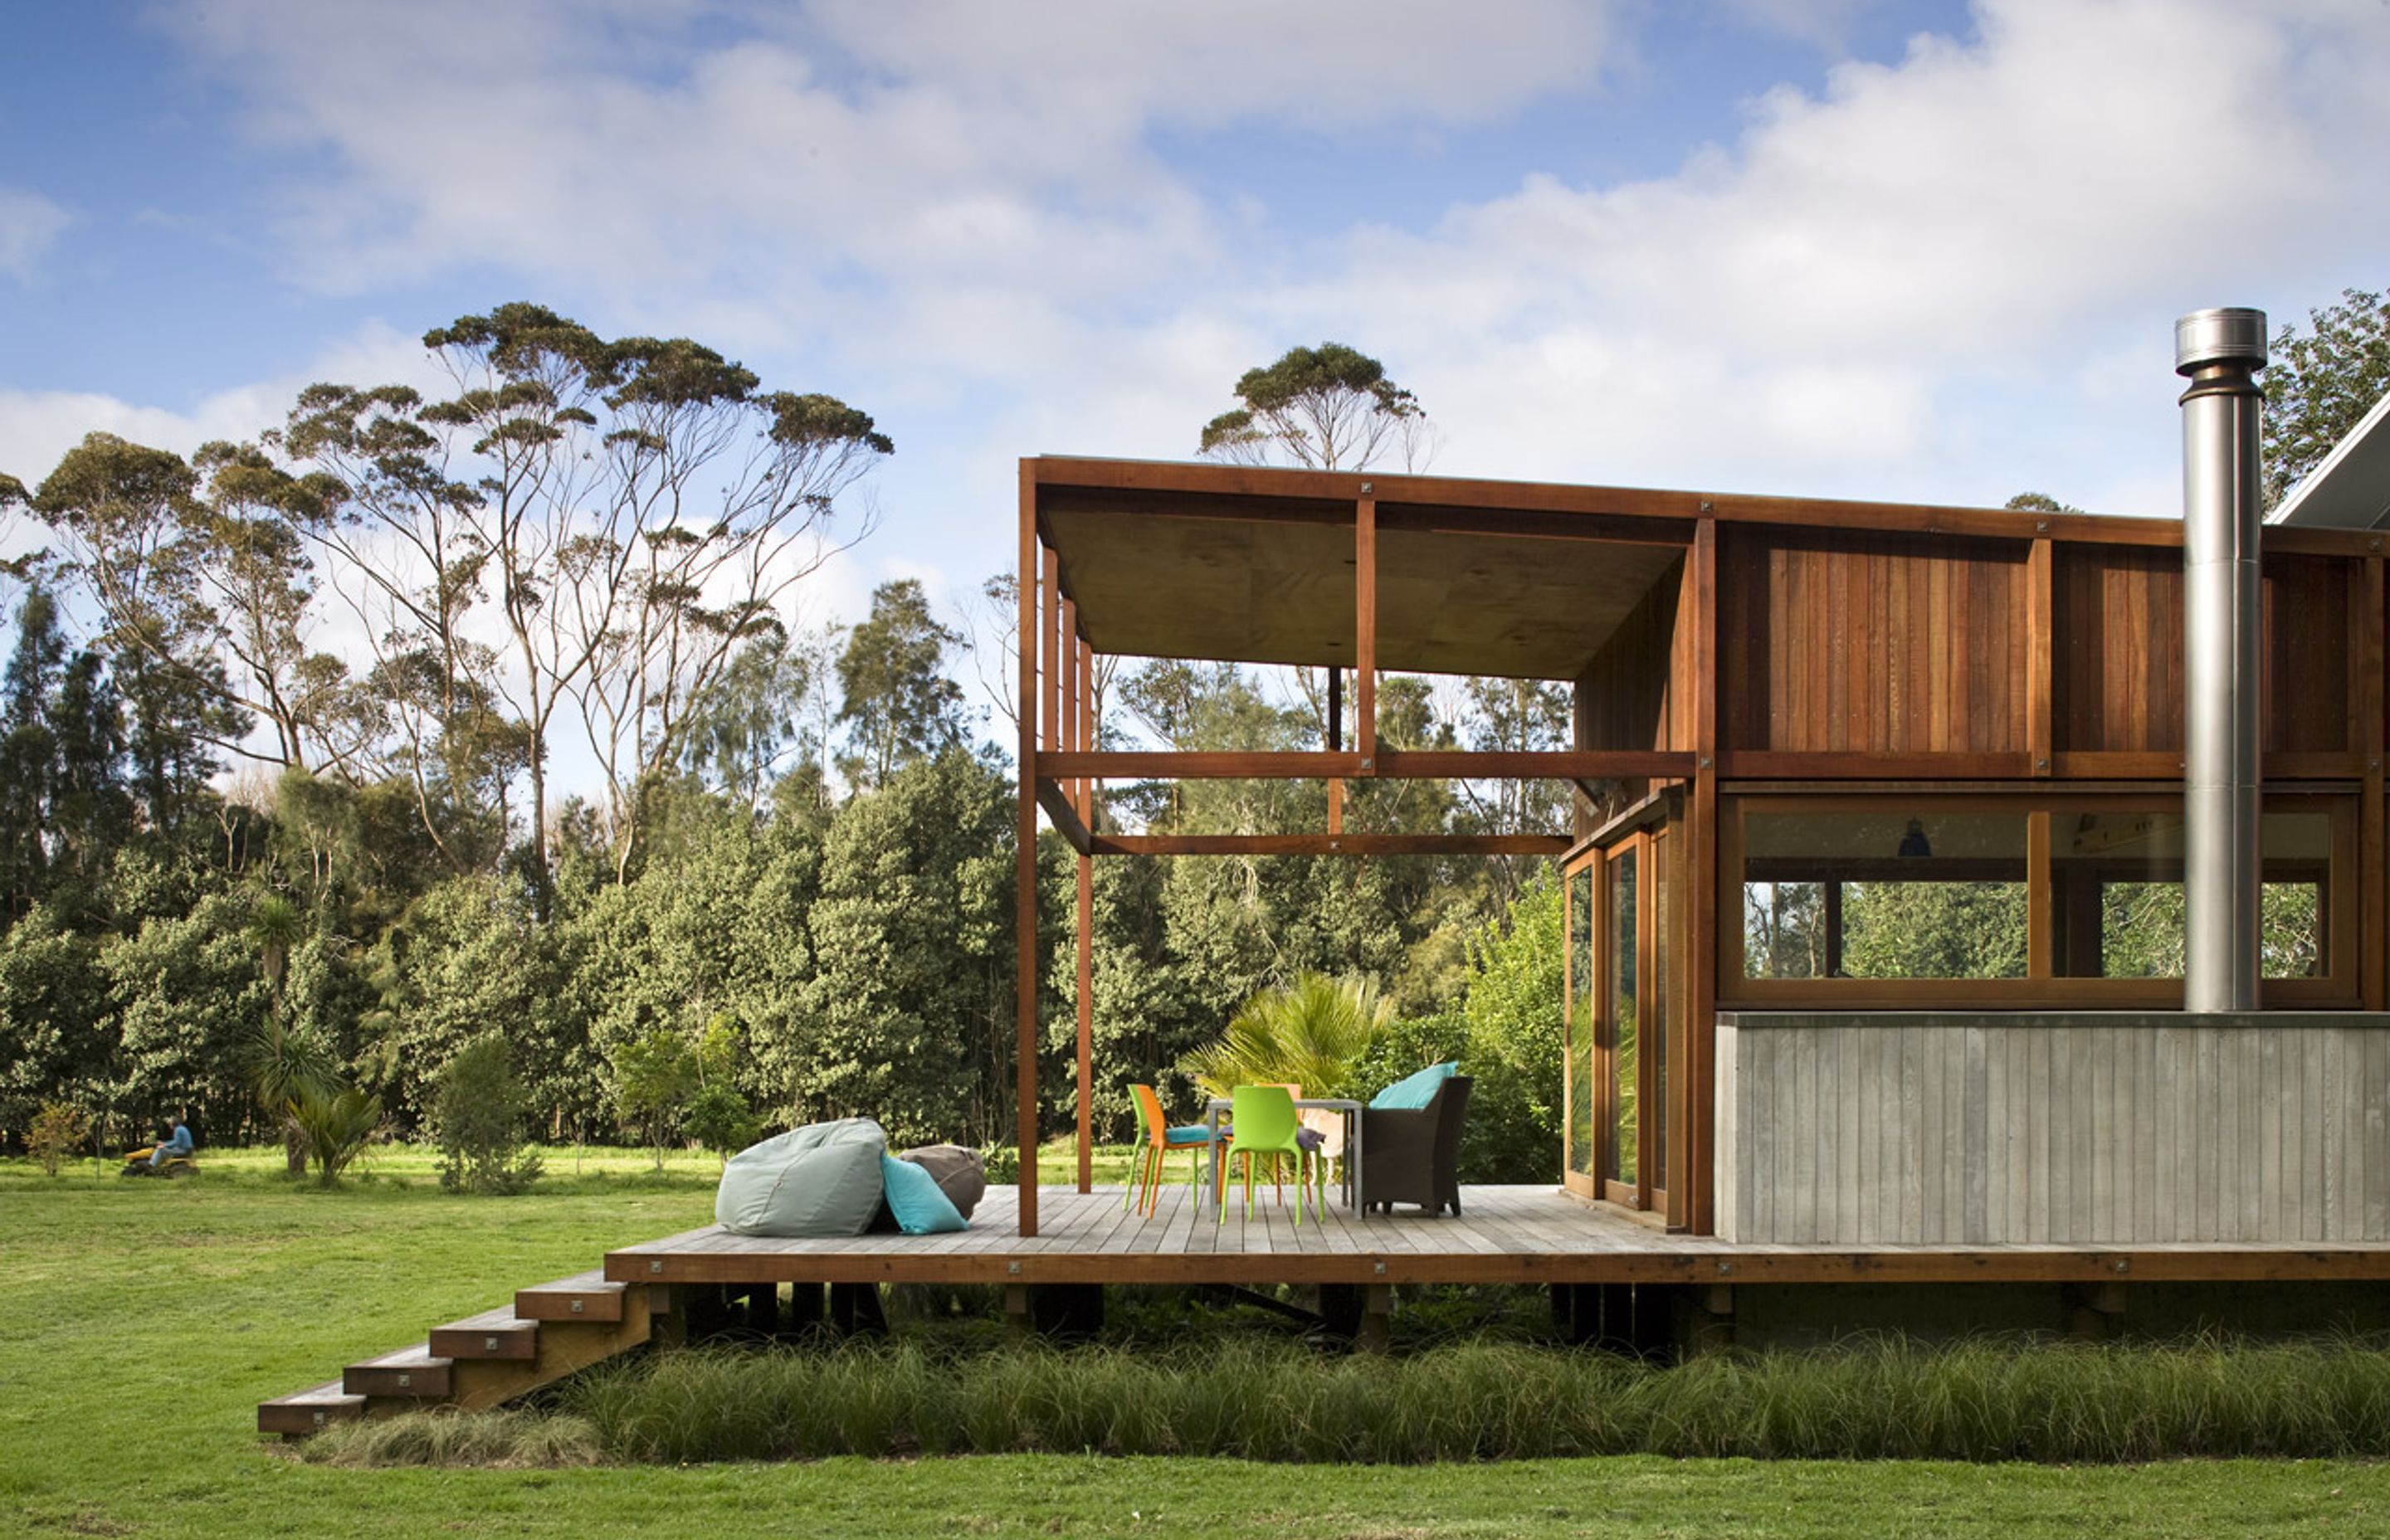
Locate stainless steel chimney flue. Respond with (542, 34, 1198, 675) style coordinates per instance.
(2176, 307, 2267, 1013)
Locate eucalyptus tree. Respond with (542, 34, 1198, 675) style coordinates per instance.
(280, 305, 893, 887)
(28, 435, 251, 834)
(1197, 342, 1433, 472)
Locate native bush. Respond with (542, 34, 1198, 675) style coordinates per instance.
(27, 1099, 90, 1175)
(432, 1033, 544, 1195)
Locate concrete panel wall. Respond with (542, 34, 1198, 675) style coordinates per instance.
(1714, 1012, 2390, 1245)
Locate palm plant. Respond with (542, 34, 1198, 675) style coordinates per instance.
(289, 1083, 386, 1187)
(1178, 972, 1393, 1103)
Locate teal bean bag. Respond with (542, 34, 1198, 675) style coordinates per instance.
(715, 1118, 889, 1237)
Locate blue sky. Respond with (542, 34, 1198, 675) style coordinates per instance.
(4, 1, 2388, 735)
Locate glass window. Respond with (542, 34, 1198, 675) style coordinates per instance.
(1607, 848, 1637, 1187)
(1567, 865, 1594, 1178)
(1651, 833, 1673, 1195)
(2053, 809, 2332, 979)
(1742, 811, 2028, 980)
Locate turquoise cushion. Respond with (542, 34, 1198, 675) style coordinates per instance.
(1163, 1125, 1212, 1145)
(880, 1152, 968, 1235)
(1369, 1062, 1457, 1111)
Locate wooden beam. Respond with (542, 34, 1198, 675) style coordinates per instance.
(2027, 810, 2052, 979)
(1686, 514, 1718, 1237)
(1076, 853, 1094, 1195)
(1716, 751, 2037, 779)
(2027, 534, 2052, 777)
(1088, 834, 1573, 858)
(1041, 545, 1061, 754)
(1035, 781, 1093, 855)
(1061, 597, 1079, 794)
(1355, 491, 1378, 768)
(1015, 467, 1041, 1239)
(1036, 749, 1697, 781)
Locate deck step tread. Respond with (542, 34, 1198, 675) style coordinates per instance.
(515, 1270, 627, 1323)
(257, 1379, 368, 1435)
(342, 1343, 454, 1397)
(428, 1309, 541, 1361)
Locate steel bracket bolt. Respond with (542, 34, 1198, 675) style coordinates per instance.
(1358, 482, 1373, 495)
(2036, 758, 2050, 772)
(2373, 539, 2383, 553)
(397, 1373, 412, 1389)
(1359, 757, 1373, 770)
(570, 1299, 585, 1314)
(2036, 520, 2050, 534)
(1373, 1261, 1387, 1275)
(649, 1260, 664, 1275)
(1717, 1260, 1734, 1276)
(2114, 1259, 2130, 1274)
(1008, 1262, 1022, 1275)
(1699, 756, 1713, 770)
(1700, 499, 1714, 514)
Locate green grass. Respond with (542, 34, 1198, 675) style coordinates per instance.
(6, 1149, 2390, 1538)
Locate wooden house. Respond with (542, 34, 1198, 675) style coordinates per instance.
(1013, 315, 2390, 1258)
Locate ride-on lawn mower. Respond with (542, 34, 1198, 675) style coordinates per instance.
(120, 1145, 198, 1178)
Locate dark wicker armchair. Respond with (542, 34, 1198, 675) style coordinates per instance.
(1358, 1075, 1471, 1216)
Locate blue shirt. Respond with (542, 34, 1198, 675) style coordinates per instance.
(163, 1125, 193, 1154)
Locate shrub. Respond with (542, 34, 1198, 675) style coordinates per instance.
(27, 1099, 91, 1176)
(683, 1082, 759, 1163)
(291, 1084, 386, 1187)
(432, 1034, 544, 1195)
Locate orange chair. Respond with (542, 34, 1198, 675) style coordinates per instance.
(1127, 1084, 1217, 1216)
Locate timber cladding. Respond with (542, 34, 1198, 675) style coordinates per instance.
(1715, 1014, 2390, 1247)
(1719, 529, 2028, 755)
(2046, 546, 2348, 758)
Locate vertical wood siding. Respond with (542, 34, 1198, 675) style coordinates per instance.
(1719, 531, 2027, 753)
(1715, 1016, 2390, 1245)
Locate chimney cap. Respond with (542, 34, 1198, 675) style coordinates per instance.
(2175, 308, 2268, 375)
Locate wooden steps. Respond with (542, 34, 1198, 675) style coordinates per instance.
(260, 1270, 661, 1439)
(256, 1379, 366, 1436)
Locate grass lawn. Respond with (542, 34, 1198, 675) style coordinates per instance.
(5, 1145, 2389, 1538)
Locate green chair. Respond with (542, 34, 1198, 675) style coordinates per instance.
(1220, 1084, 1306, 1227)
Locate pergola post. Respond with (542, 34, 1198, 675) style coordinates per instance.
(1015, 465, 1041, 1236)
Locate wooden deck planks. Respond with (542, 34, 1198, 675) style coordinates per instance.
(593, 1184, 2390, 1289)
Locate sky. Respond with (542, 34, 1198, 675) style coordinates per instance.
(3, 0, 2388, 725)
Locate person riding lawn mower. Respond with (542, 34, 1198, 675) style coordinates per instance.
(120, 1116, 197, 1177)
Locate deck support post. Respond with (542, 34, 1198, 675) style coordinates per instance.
(2066, 1281, 2128, 1341)
(1675, 1284, 1735, 1356)
(830, 1283, 889, 1338)
(1354, 1284, 1394, 1353)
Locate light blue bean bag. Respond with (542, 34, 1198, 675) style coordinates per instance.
(715, 1118, 889, 1237)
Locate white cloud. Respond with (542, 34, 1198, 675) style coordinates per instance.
(0, 188, 72, 283)
(0, 319, 435, 488)
(1271, 0, 2390, 506)
(132, 0, 2390, 529)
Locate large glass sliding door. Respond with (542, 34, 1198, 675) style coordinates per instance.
(1566, 806, 1677, 1216)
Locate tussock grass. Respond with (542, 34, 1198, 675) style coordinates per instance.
(301, 1407, 604, 1467)
(515, 1333, 2390, 1466)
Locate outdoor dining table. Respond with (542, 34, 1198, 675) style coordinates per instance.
(1201, 1096, 1363, 1212)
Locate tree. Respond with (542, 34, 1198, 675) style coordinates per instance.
(28, 436, 261, 821)
(1197, 343, 1432, 471)
(2266, 287, 2390, 509)
(835, 578, 968, 791)
(432, 1032, 544, 1193)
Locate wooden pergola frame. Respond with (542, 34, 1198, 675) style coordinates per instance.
(1012, 456, 2390, 1240)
